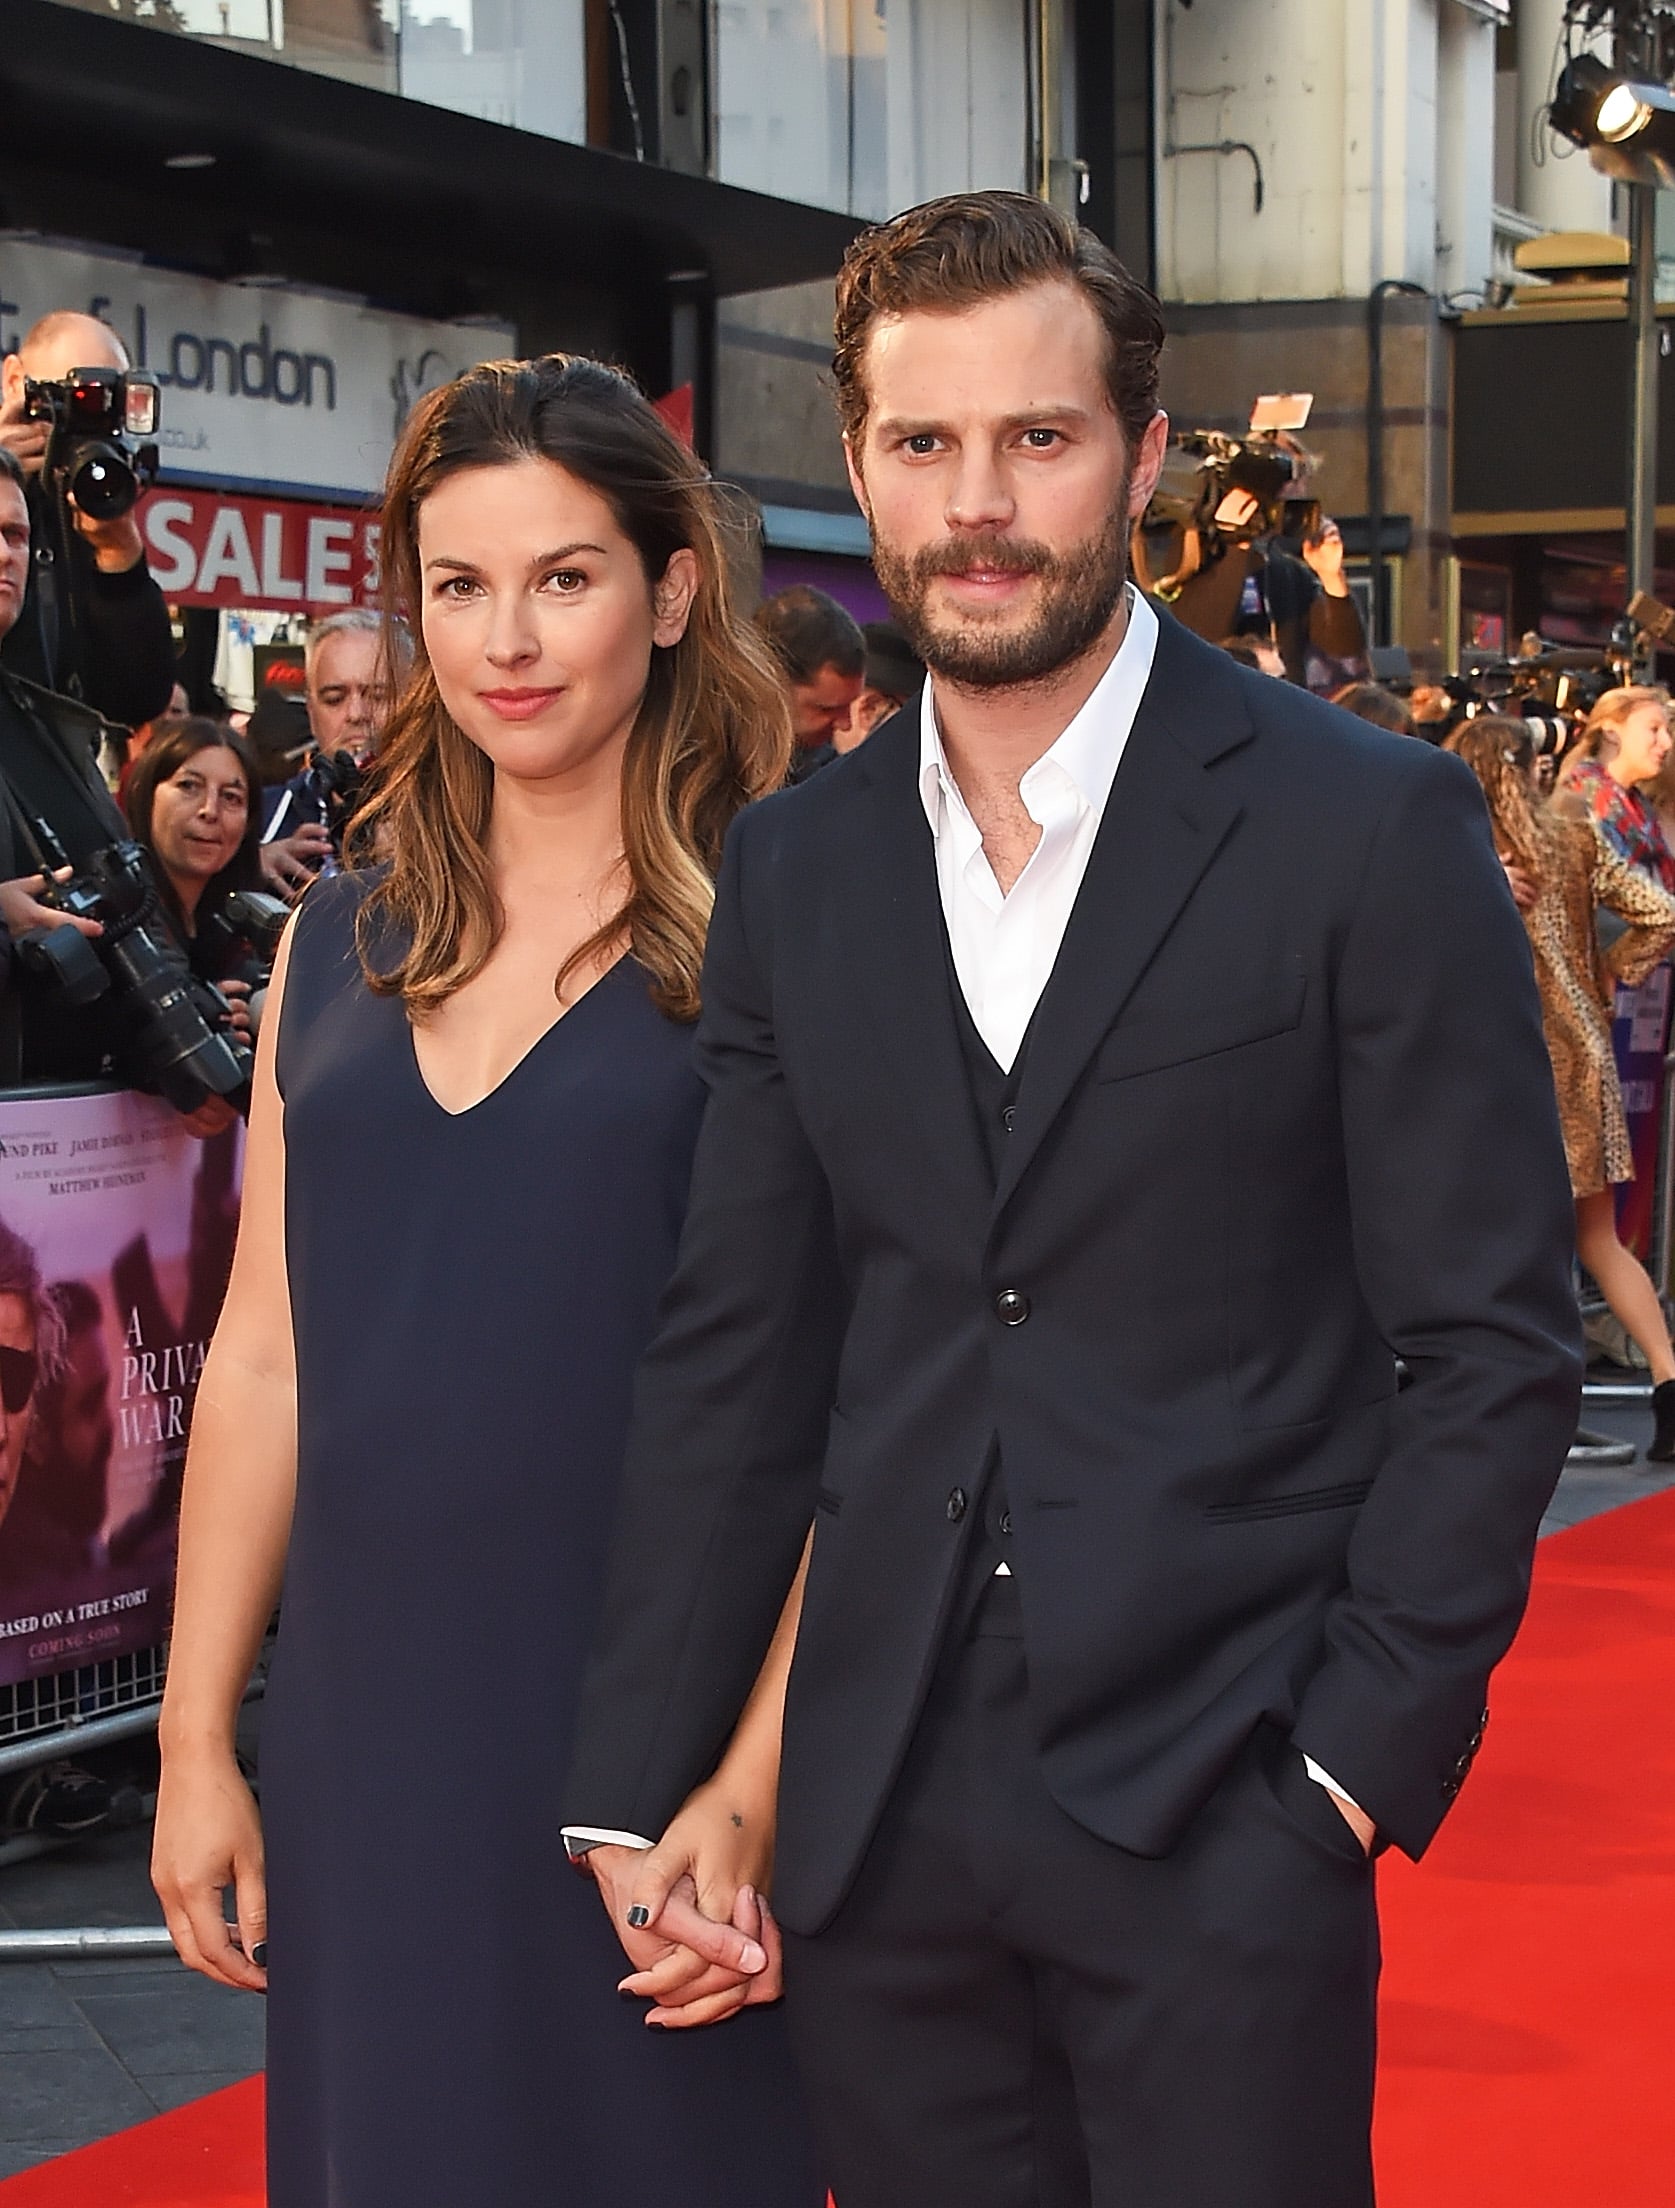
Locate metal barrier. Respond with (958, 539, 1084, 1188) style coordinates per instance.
(0, 1644, 170, 1779)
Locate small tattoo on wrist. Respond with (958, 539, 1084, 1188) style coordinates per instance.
(731, 1813, 743, 1828)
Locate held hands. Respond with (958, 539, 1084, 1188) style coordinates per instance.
(151, 1744, 269, 1994)
(588, 1781, 784, 2028)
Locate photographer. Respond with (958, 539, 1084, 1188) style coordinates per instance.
(261, 609, 404, 893)
(0, 451, 261, 1138)
(124, 718, 268, 1000)
(1160, 504, 1366, 687)
(0, 312, 176, 731)
(0, 446, 134, 1079)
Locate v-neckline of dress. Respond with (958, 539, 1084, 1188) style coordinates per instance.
(405, 952, 632, 1120)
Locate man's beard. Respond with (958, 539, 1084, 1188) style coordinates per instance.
(869, 492, 1132, 692)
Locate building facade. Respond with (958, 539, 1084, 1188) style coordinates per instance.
(9, 0, 1658, 667)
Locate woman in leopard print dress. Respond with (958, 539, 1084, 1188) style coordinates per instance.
(1449, 715, 1675, 1460)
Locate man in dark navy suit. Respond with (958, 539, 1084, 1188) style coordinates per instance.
(566, 194, 1582, 2207)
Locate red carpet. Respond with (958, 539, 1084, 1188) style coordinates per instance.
(1374, 1482, 1675, 2205)
(4, 1491, 1673, 2205)
(0, 2078, 263, 2204)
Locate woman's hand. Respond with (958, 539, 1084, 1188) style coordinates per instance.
(217, 977, 254, 1043)
(1501, 859, 1538, 912)
(151, 1744, 268, 1993)
(178, 1097, 239, 1141)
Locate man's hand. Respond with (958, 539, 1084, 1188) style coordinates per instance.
(1303, 517, 1351, 596)
(1326, 1789, 1377, 1856)
(0, 869, 101, 945)
(259, 824, 332, 902)
(0, 384, 48, 478)
(68, 502, 146, 576)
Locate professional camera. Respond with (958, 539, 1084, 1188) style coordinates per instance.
(301, 746, 367, 866)
(22, 368, 161, 522)
(196, 887, 290, 1039)
(1135, 395, 1323, 591)
(14, 838, 254, 1115)
(1442, 647, 1616, 751)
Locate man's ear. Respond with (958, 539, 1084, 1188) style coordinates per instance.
(652, 546, 700, 648)
(1127, 410, 1171, 519)
(843, 433, 871, 523)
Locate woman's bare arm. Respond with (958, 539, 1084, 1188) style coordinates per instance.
(151, 920, 301, 1992)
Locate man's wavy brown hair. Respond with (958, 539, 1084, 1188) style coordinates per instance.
(351, 354, 791, 1022)
(832, 191, 1165, 454)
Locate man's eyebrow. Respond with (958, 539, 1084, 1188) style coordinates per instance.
(874, 405, 1096, 439)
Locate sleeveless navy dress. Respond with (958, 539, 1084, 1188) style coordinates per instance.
(264, 874, 820, 2208)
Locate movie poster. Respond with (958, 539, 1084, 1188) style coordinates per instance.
(1611, 966, 1673, 1265)
(0, 1092, 242, 1689)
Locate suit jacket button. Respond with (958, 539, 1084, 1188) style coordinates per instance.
(994, 1289, 1031, 1325)
(946, 1488, 968, 1523)
(999, 1509, 1013, 1536)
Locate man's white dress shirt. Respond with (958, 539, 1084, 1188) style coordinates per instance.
(562, 588, 1360, 1856)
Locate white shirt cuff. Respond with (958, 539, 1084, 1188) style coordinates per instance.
(561, 1827, 655, 1859)
(1302, 1757, 1364, 1816)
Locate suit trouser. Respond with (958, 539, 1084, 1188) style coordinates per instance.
(780, 1574, 1380, 2208)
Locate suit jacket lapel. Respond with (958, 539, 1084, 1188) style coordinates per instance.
(842, 714, 993, 1219)
(991, 618, 1254, 1221)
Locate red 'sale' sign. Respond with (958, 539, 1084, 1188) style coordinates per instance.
(138, 488, 381, 613)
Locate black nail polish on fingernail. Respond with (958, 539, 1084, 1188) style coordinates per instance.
(251, 1943, 268, 1968)
(627, 1905, 650, 1929)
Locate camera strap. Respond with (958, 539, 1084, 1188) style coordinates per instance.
(0, 778, 48, 1089)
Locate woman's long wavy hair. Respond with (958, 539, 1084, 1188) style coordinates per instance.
(1445, 715, 1561, 887)
(352, 354, 792, 1022)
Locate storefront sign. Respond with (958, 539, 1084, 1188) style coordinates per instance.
(139, 487, 380, 612)
(1, 233, 513, 499)
(0, 1091, 243, 1687)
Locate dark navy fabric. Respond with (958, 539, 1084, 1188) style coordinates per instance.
(264, 872, 819, 2208)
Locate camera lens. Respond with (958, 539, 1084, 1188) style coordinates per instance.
(67, 443, 139, 522)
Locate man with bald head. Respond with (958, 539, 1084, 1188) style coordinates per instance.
(0, 311, 176, 728)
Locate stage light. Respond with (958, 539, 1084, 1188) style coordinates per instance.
(1550, 53, 1619, 145)
(1550, 54, 1675, 188)
(1597, 80, 1654, 140)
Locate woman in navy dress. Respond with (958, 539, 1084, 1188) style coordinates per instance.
(150, 356, 822, 2206)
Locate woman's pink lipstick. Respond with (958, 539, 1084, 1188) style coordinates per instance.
(479, 686, 565, 722)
